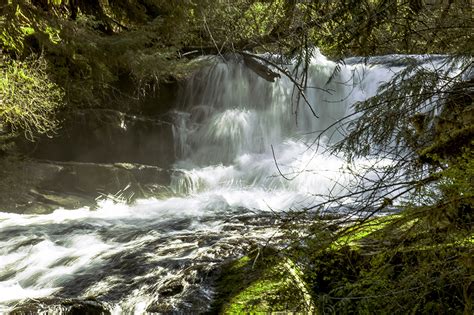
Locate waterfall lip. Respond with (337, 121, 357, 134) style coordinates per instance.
(188, 51, 456, 75)
(186, 50, 453, 74)
(344, 54, 451, 66)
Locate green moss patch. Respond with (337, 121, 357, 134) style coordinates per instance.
(209, 248, 314, 314)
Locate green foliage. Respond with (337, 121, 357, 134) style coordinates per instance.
(0, 3, 31, 54)
(0, 55, 63, 140)
(299, 0, 474, 57)
(413, 147, 474, 237)
(285, 211, 472, 314)
(0, 0, 205, 109)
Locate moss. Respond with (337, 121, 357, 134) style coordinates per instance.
(209, 248, 313, 314)
(225, 279, 286, 313)
(333, 215, 401, 249)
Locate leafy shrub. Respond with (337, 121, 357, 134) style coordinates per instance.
(0, 55, 63, 140)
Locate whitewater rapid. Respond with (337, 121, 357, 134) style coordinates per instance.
(0, 51, 454, 313)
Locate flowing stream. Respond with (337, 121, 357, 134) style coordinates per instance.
(0, 51, 453, 313)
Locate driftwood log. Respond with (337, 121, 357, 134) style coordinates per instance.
(242, 54, 281, 82)
(179, 46, 281, 83)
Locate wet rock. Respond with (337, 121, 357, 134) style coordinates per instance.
(0, 159, 172, 214)
(113, 74, 178, 116)
(29, 160, 171, 196)
(11, 297, 110, 315)
(159, 281, 184, 297)
(16, 109, 175, 167)
(145, 303, 175, 314)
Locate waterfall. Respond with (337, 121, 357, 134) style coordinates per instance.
(0, 51, 453, 313)
(170, 51, 399, 201)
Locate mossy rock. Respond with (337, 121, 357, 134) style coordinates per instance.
(209, 248, 314, 314)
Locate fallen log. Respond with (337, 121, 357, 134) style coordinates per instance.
(243, 54, 281, 82)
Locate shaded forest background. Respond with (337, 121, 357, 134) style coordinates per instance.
(1, 0, 473, 313)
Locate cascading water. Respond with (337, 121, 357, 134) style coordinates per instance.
(170, 52, 405, 203)
(0, 51, 453, 313)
